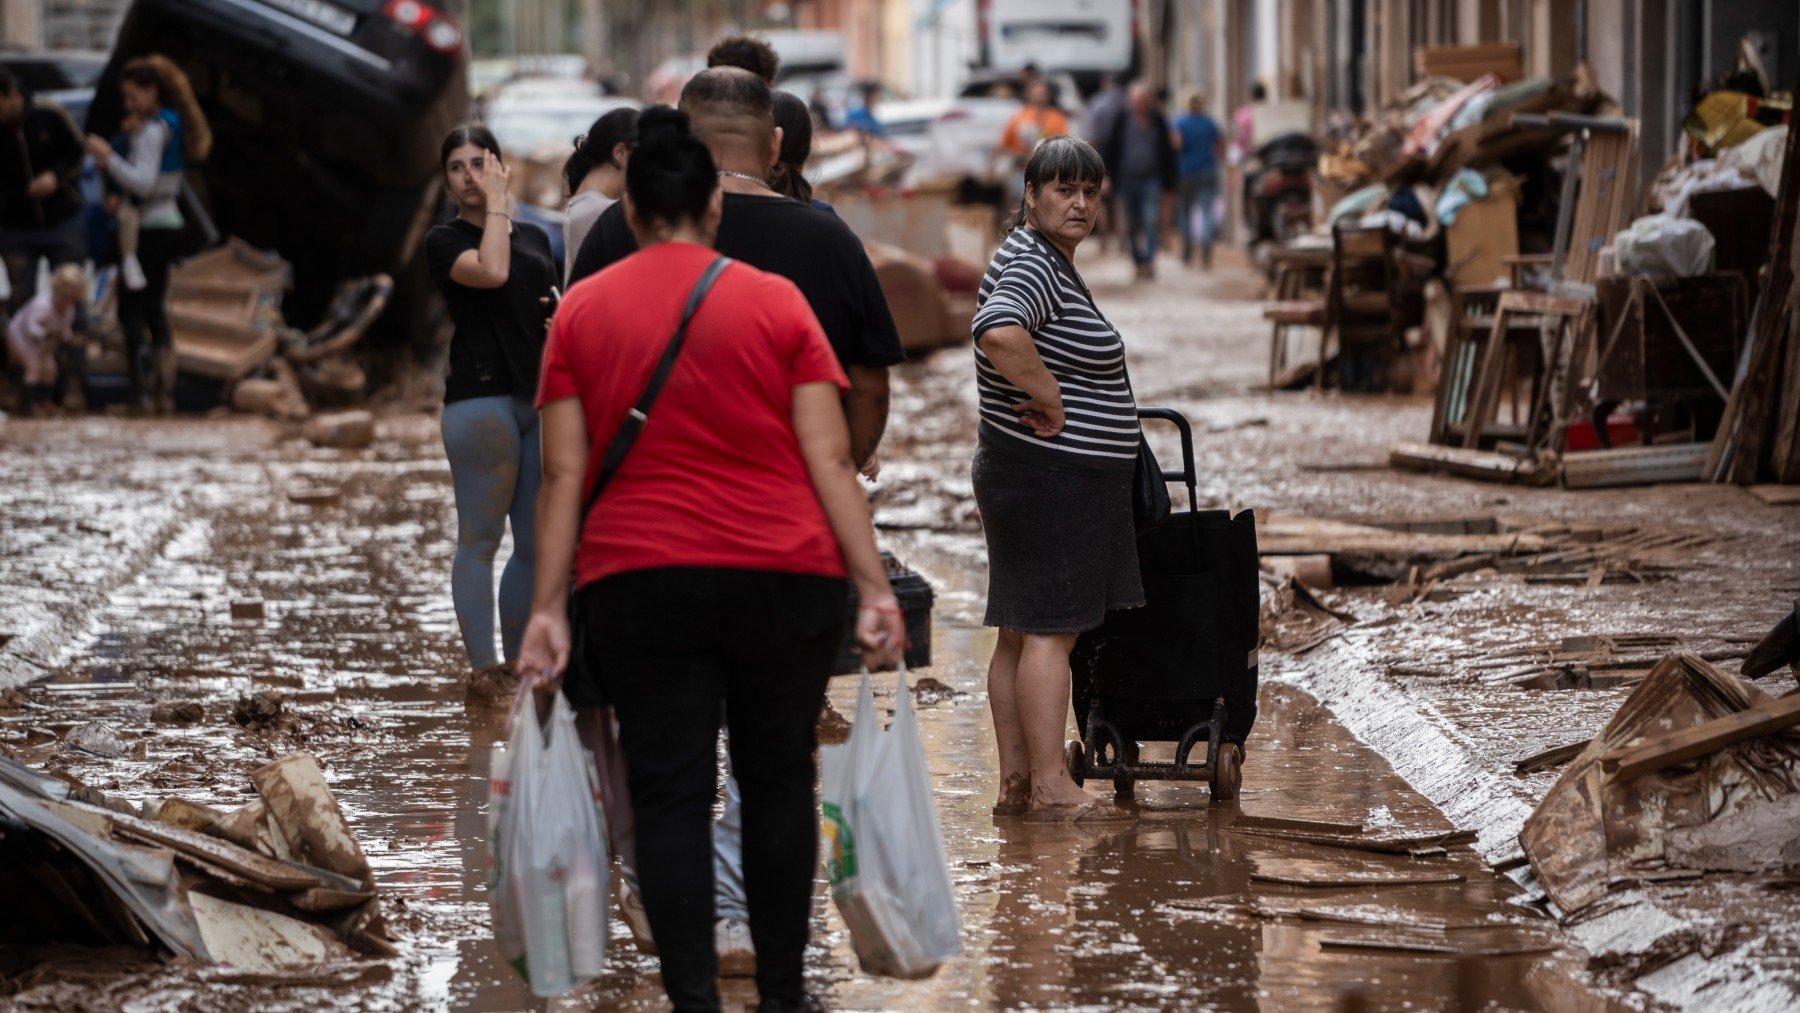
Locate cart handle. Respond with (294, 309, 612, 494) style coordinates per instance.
(1138, 406, 1199, 513)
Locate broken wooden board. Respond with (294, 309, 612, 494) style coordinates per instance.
(1259, 513, 1552, 559)
(1748, 485, 1800, 505)
(1600, 692, 1800, 783)
(1249, 857, 1466, 888)
(108, 810, 322, 891)
(1560, 443, 1709, 489)
(1226, 825, 1478, 856)
(1388, 441, 1558, 485)
(1514, 739, 1591, 775)
(188, 892, 353, 971)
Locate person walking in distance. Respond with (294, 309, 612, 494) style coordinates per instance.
(994, 79, 1069, 203)
(1103, 83, 1178, 281)
(0, 66, 86, 313)
(518, 106, 905, 1013)
(1172, 89, 1225, 268)
(425, 126, 556, 678)
(974, 136, 1141, 822)
(560, 108, 638, 282)
(83, 55, 211, 413)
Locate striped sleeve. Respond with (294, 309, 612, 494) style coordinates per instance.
(971, 256, 1056, 341)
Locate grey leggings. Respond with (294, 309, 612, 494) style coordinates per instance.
(441, 394, 540, 671)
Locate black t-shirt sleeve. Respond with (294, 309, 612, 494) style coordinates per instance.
(567, 200, 637, 287)
(830, 220, 906, 368)
(425, 223, 475, 293)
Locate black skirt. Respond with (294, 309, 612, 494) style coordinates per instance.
(972, 444, 1145, 634)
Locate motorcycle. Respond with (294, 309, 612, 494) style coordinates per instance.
(1242, 132, 1320, 247)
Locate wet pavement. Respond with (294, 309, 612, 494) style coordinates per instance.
(3, 245, 1790, 1008)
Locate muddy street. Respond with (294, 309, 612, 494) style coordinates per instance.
(2, 248, 1793, 1009)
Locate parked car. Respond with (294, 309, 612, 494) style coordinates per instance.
(89, 0, 467, 354)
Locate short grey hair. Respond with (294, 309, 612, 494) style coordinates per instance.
(1003, 135, 1107, 232)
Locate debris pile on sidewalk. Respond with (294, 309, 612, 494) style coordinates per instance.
(85, 239, 392, 420)
(1371, 67, 1797, 492)
(0, 751, 390, 972)
(1519, 653, 1800, 915)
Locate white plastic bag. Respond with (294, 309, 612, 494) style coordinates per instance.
(820, 668, 961, 979)
(488, 690, 610, 996)
(1615, 214, 1716, 277)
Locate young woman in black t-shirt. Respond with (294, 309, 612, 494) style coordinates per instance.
(425, 125, 556, 675)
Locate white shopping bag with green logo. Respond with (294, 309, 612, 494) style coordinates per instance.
(820, 667, 961, 979)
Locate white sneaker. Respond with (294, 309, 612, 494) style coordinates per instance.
(616, 872, 657, 956)
(715, 917, 756, 977)
(122, 253, 147, 291)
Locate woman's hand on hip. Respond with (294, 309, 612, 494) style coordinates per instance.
(856, 593, 907, 672)
(516, 608, 570, 690)
(1011, 396, 1065, 437)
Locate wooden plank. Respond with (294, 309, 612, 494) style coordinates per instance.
(108, 810, 323, 891)
(1388, 441, 1556, 484)
(1560, 443, 1709, 488)
(1513, 739, 1590, 775)
(1599, 693, 1800, 783)
(1250, 857, 1467, 888)
(1748, 485, 1800, 505)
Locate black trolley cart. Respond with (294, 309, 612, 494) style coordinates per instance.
(1065, 407, 1261, 802)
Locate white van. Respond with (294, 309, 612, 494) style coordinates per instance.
(982, 0, 1135, 75)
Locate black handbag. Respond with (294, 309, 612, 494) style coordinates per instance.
(562, 255, 731, 703)
(1132, 436, 1172, 533)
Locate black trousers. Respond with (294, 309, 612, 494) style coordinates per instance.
(119, 227, 179, 408)
(576, 566, 848, 1012)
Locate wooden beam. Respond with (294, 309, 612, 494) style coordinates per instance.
(1600, 693, 1800, 783)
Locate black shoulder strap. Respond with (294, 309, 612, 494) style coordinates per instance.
(579, 255, 731, 523)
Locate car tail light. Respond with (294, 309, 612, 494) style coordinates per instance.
(385, 0, 463, 54)
(937, 109, 972, 123)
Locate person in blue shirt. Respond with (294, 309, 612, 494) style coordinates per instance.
(1172, 89, 1225, 268)
(843, 82, 885, 138)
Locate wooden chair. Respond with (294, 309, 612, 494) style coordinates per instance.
(1431, 286, 1546, 447)
(1262, 245, 1330, 388)
(1325, 223, 1429, 391)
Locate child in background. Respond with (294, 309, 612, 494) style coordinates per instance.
(108, 110, 148, 291)
(7, 263, 86, 415)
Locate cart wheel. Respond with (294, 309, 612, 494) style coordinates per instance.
(1113, 771, 1134, 801)
(1211, 742, 1242, 803)
(1064, 740, 1085, 787)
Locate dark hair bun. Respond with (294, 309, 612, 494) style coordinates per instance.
(635, 106, 692, 148)
(625, 105, 717, 230)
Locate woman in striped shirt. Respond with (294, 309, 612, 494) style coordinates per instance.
(972, 136, 1141, 822)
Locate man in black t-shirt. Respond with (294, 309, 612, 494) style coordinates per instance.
(567, 69, 904, 470)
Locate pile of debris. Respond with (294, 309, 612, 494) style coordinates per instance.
(1520, 652, 1800, 914)
(0, 751, 390, 972)
(87, 239, 392, 420)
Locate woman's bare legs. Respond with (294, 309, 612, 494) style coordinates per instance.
(1014, 632, 1091, 807)
(989, 628, 1096, 809)
(986, 629, 1032, 809)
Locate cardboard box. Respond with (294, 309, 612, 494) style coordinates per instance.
(1446, 187, 1520, 289)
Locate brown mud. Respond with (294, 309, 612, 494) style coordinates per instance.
(5, 246, 1790, 1007)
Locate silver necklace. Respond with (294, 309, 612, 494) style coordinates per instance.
(717, 169, 771, 189)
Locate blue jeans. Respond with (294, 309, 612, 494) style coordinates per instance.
(1120, 176, 1163, 267)
(440, 394, 540, 670)
(1178, 170, 1220, 261)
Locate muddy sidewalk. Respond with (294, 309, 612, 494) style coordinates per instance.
(1, 247, 1793, 1008)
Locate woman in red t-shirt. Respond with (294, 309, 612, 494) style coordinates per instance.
(517, 107, 903, 1012)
